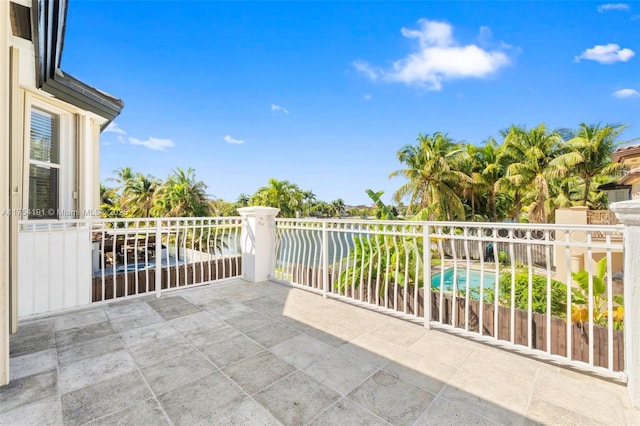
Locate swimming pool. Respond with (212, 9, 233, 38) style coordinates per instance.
(431, 268, 497, 293)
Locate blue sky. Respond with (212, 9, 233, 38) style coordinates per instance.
(63, 1, 639, 205)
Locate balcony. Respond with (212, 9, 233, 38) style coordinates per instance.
(3, 206, 640, 424)
(2, 279, 638, 425)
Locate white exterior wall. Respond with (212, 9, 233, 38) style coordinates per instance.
(18, 226, 92, 316)
(1, 0, 12, 386)
(632, 183, 640, 200)
(608, 188, 631, 204)
(7, 7, 107, 318)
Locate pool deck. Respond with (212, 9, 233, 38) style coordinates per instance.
(2, 279, 639, 425)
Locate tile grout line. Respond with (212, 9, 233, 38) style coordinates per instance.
(521, 366, 542, 425)
(84, 304, 175, 426)
(118, 302, 196, 426)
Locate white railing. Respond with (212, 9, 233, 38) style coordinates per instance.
(275, 218, 625, 377)
(18, 217, 242, 314)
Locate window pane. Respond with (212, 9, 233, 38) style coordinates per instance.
(30, 109, 59, 163)
(28, 164, 59, 219)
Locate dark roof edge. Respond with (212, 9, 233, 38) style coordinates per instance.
(598, 182, 631, 191)
(32, 0, 123, 128)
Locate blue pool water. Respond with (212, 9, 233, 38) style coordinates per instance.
(431, 268, 496, 293)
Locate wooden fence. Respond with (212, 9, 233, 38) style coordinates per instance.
(287, 264, 624, 371)
(92, 257, 241, 302)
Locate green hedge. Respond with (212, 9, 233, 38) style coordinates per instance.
(485, 271, 567, 317)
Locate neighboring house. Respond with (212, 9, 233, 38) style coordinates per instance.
(1, 0, 123, 386)
(599, 143, 640, 203)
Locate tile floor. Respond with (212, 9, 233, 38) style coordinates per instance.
(1, 279, 638, 425)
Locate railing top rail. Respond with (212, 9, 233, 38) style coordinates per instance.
(275, 217, 624, 232)
(18, 216, 243, 226)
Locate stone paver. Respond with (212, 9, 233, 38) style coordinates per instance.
(223, 351, 296, 395)
(1, 279, 638, 426)
(348, 370, 435, 426)
(60, 371, 151, 426)
(253, 371, 340, 425)
(158, 372, 245, 425)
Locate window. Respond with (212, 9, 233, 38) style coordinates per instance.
(29, 109, 60, 218)
(26, 100, 77, 220)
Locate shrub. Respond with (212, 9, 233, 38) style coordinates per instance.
(486, 271, 567, 317)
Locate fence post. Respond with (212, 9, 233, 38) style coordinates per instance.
(238, 207, 280, 283)
(322, 222, 328, 299)
(611, 200, 640, 407)
(155, 220, 162, 298)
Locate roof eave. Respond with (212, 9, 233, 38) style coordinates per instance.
(32, 0, 124, 129)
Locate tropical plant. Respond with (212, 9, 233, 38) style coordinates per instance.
(236, 193, 250, 207)
(99, 183, 122, 218)
(121, 173, 159, 217)
(151, 167, 210, 217)
(335, 233, 424, 295)
(331, 198, 347, 218)
(551, 123, 626, 207)
(473, 138, 505, 222)
(250, 178, 303, 218)
(366, 189, 397, 220)
(302, 190, 317, 217)
(485, 271, 567, 316)
(570, 257, 624, 330)
(311, 200, 332, 218)
(502, 124, 564, 223)
(390, 132, 471, 221)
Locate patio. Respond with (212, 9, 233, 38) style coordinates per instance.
(1, 279, 638, 426)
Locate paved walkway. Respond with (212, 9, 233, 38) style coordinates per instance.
(1, 279, 638, 425)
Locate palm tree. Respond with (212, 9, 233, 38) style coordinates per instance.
(502, 124, 564, 223)
(302, 190, 316, 217)
(551, 123, 627, 207)
(236, 193, 250, 207)
(121, 174, 159, 217)
(390, 132, 471, 221)
(311, 201, 332, 218)
(110, 166, 134, 191)
(99, 183, 121, 218)
(330, 198, 346, 218)
(461, 144, 481, 220)
(474, 138, 505, 222)
(152, 167, 210, 217)
(250, 178, 303, 218)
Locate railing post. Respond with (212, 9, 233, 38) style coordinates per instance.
(423, 224, 431, 329)
(611, 200, 640, 407)
(155, 220, 162, 298)
(322, 222, 328, 299)
(238, 207, 280, 283)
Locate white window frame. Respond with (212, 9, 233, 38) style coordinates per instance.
(23, 94, 77, 220)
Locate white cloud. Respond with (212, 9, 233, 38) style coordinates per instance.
(597, 3, 630, 12)
(613, 88, 640, 98)
(353, 19, 511, 91)
(363, 94, 373, 101)
(128, 137, 175, 151)
(104, 122, 127, 135)
(477, 26, 493, 45)
(353, 60, 382, 80)
(116, 135, 125, 143)
(224, 134, 245, 145)
(271, 104, 289, 114)
(575, 43, 635, 64)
